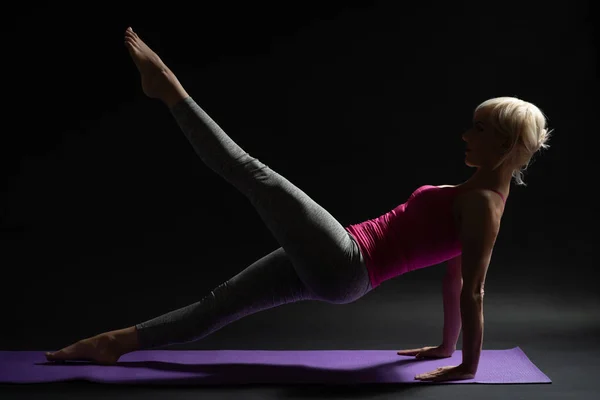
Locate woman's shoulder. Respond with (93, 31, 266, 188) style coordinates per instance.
(439, 183, 506, 203)
(442, 183, 506, 226)
(456, 189, 506, 228)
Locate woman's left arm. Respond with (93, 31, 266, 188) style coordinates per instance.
(416, 191, 500, 382)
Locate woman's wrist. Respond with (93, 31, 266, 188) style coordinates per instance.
(441, 342, 457, 352)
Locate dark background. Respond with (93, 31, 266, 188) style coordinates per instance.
(1, 0, 598, 398)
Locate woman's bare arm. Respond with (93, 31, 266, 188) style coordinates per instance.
(442, 256, 462, 351)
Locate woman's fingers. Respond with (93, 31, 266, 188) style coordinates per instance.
(397, 348, 421, 356)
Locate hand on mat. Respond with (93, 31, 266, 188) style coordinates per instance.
(397, 345, 454, 359)
(415, 364, 475, 382)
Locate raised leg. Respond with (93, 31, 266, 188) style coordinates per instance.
(122, 27, 372, 304)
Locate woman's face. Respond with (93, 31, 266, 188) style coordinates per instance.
(462, 108, 508, 168)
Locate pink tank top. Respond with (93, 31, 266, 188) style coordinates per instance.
(345, 185, 505, 289)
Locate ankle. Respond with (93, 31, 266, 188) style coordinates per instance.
(110, 326, 140, 355)
(159, 70, 189, 109)
(162, 92, 187, 109)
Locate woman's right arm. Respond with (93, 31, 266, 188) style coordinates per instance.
(442, 256, 463, 352)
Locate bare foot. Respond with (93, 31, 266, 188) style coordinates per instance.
(123, 27, 189, 107)
(45, 330, 131, 365)
(45, 326, 140, 365)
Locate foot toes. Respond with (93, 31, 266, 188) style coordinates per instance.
(46, 350, 64, 361)
(125, 27, 138, 38)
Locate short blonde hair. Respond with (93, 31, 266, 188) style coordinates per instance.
(476, 96, 553, 186)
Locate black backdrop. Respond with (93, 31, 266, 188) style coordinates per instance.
(1, 0, 597, 358)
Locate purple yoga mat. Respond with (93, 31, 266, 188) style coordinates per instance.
(0, 347, 551, 385)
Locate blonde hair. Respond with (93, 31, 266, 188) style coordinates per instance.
(475, 96, 553, 186)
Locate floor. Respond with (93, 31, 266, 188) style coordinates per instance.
(2, 279, 598, 399)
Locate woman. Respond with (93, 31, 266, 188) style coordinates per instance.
(45, 27, 552, 382)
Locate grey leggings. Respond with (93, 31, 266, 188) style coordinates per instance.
(134, 97, 372, 350)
